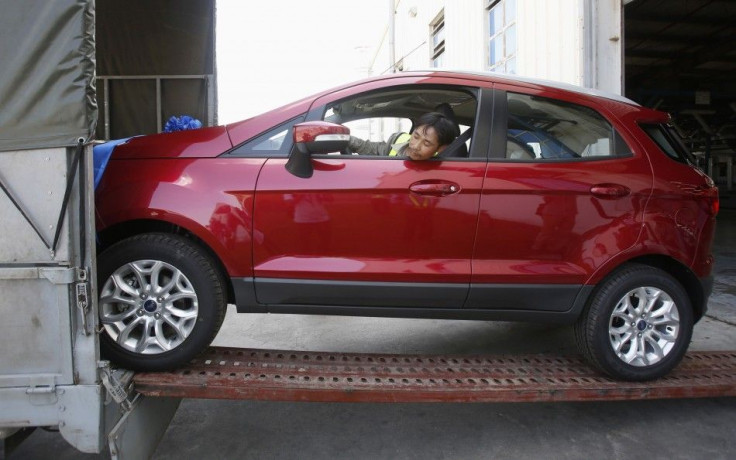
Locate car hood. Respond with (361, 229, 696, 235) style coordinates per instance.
(110, 125, 233, 159)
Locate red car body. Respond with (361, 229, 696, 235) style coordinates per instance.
(95, 71, 718, 378)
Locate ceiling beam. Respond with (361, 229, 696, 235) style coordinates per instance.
(625, 31, 736, 46)
(626, 12, 733, 27)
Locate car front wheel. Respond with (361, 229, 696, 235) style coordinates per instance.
(575, 264, 694, 381)
(98, 233, 226, 371)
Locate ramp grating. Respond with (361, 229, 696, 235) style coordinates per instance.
(133, 348, 736, 403)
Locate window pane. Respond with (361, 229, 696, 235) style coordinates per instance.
(506, 93, 619, 160)
(489, 9, 499, 36)
(433, 24, 445, 48)
(506, 56, 516, 74)
(494, 5, 504, 31)
(252, 129, 287, 151)
(230, 115, 304, 156)
(640, 124, 693, 163)
(506, 24, 517, 55)
(490, 6, 504, 37)
(665, 125, 696, 163)
(506, 0, 517, 23)
(491, 37, 503, 65)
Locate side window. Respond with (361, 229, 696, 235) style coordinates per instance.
(319, 86, 478, 159)
(227, 115, 305, 157)
(504, 92, 631, 161)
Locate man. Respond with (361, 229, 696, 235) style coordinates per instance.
(347, 112, 460, 161)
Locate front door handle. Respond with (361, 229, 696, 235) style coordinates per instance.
(409, 180, 461, 196)
(590, 183, 630, 199)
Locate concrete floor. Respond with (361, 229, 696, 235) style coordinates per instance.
(9, 210, 736, 460)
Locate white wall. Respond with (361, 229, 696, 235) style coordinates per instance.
(443, 0, 486, 70)
(372, 0, 624, 94)
(385, 0, 485, 72)
(517, 0, 584, 86)
(392, 0, 442, 71)
(583, 0, 624, 94)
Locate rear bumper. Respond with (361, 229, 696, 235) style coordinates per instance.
(697, 274, 714, 321)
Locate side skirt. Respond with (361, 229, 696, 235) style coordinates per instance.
(232, 278, 593, 324)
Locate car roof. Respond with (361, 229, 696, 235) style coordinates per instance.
(395, 70, 640, 107)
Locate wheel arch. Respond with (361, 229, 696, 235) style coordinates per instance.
(97, 219, 236, 305)
(594, 254, 706, 322)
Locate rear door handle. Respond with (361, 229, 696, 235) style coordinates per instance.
(590, 183, 630, 199)
(409, 181, 460, 196)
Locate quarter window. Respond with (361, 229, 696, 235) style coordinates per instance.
(227, 115, 305, 157)
(640, 124, 696, 164)
(504, 92, 631, 161)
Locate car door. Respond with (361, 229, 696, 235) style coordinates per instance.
(467, 87, 652, 313)
(251, 82, 491, 310)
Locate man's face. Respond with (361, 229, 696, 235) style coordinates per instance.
(405, 125, 446, 160)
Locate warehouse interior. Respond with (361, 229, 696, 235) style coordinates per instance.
(624, 0, 736, 201)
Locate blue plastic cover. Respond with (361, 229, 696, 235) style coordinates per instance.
(93, 138, 131, 189)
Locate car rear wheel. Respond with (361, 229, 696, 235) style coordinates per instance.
(575, 264, 693, 381)
(98, 233, 226, 371)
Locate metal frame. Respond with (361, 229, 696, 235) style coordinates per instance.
(0, 146, 181, 456)
(135, 347, 736, 403)
(0, 146, 102, 451)
(98, 74, 216, 140)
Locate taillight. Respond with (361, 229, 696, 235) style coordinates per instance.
(700, 175, 719, 216)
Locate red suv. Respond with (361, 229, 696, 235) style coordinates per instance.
(95, 71, 718, 380)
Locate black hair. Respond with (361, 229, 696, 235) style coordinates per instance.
(433, 102, 456, 121)
(414, 112, 460, 146)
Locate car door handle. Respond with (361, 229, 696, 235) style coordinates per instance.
(590, 183, 630, 198)
(409, 181, 460, 196)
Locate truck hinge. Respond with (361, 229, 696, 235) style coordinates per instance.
(25, 377, 59, 405)
(75, 268, 90, 336)
(98, 361, 137, 412)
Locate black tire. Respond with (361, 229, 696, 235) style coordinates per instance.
(98, 233, 226, 371)
(574, 264, 693, 381)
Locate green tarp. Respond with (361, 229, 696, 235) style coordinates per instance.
(0, 0, 97, 151)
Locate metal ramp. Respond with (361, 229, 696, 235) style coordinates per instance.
(134, 347, 736, 403)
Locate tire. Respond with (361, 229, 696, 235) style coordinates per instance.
(98, 233, 226, 371)
(574, 264, 693, 381)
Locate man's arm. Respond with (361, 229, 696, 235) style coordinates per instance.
(347, 136, 391, 156)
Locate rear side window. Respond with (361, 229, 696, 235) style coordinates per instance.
(640, 124, 696, 164)
(504, 92, 632, 161)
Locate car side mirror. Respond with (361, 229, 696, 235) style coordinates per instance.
(285, 121, 350, 178)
